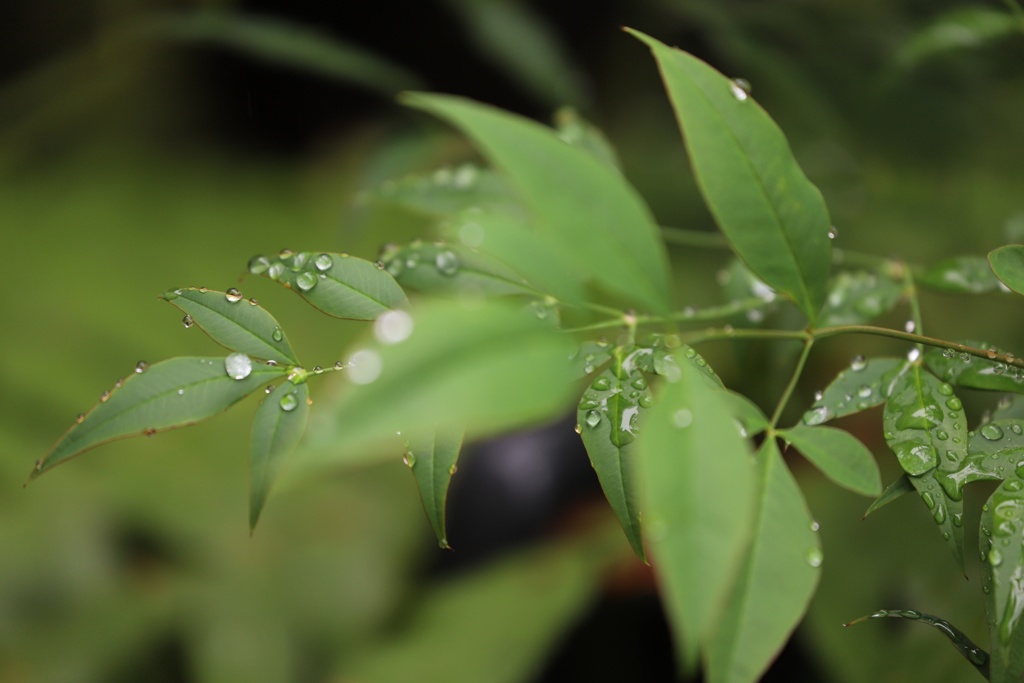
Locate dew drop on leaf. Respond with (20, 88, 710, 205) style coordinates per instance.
(827, 225, 838, 240)
(850, 355, 866, 371)
(803, 405, 832, 426)
(75, 413, 85, 424)
(728, 78, 751, 101)
(279, 393, 298, 412)
(295, 271, 317, 291)
(225, 287, 243, 303)
(981, 423, 1005, 441)
(946, 397, 963, 411)
(182, 314, 194, 329)
(806, 548, 824, 568)
(435, 250, 460, 276)
(268, 263, 285, 280)
(403, 451, 417, 468)
(224, 353, 252, 380)
(134, 360, 149, 374)
(248, 298, 259, 306)
(312, 366, 323, 375)
(248, 255, 270, 275)
(990, 547, 1004, 566)
(264, 385, 275, 394)
(272, 327, 283, 342)
(585, 410, 602, 428)
(314, 253, 333, 271)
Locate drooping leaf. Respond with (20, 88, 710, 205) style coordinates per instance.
(249, 380, 310, 531)
(801, 357, 904, 426)
(780, 424, 882, 497)
(577, 349, 653, 561)
(401, 92, 673, 312)
(919, 256, 1004, 294)
(863, 474, 915, 518)
(924, 341, 1024, 394)
(379, 241, 537, 297)
(883, 363, 968, 567)
(818, 270, 903, 327)
(405, 425, 465, 549)
(844, 610, 989, 679)
(364, 164, 520, 218)
(249, 250, 408, 320)
(630, 29, 831, 323)
(897, 7, 1024, 71)
(303, 300, 577, 463)
(553, 107, 620, 171)
(989, 245, 1024, 296)
(706, 440, 821, 683)
(981, 470, 1024, 682)
(162, 287, 299, 365)
(33, 356, 285, 478)
(637, 353, 756, 670)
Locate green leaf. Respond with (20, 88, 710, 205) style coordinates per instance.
(863, 474, 914, 518)
(553, 107, 621, 171)
(364, 164, 520, 219)
(706, 440, 821, 683)
(844, 610, 989, 679)
(637, 353, 756, 670)
(568, 340, 614, 380)
(630, 29, 831, 323)
(780, 424, 882, 497)
(577, 349, 653, 561)
(982, 471, 1024, 682)
(801, 357, 904, 426)
(883, 363, 968, 567)
(162, 287, 299, 365)
(379, 241, 537, 297)
(720, 391, 770, 438)
(919, 256, 1004, 294)
(989, 245, 1024, 296)
(405, 425, 465, 549)
(303, 300, 577, 462)
(897, 7, 1024, 71)
(33, 356, 285, 478)
(818, 270, 903, 326)
(249, 380, 309, 531)
(250, 250, 409, 320)
(924, 341, 1024, 394)
(401, 92, 673, 312)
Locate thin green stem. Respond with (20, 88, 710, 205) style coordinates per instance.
(682, 327, 808, 345)
(770, 337, 815, 429)
(901, 264, 924, 342)
(660, 226, 728, 249)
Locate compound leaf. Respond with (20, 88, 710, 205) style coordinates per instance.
(250, 380, 309, 531)
(780, 424, 882, 497)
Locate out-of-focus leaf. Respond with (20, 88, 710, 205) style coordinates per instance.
(801, 357, 904, 426)
(140, 10, 424, 94)
(250, 250, 409, 320)
(379, 241, 536, 297)
(249, 380, 309, 531)
(553, 108, 620, 170)
(844, 610, 989, 679)
(405, 425, 464, 549)
(863, 474, 914, 518)
(924, 342, 1024, 395)
(897, 7, 1024, 70)
(981, 469, 1024, 682)
(720, 391, 769, 437)
(162, 287, 299, 365)
(33, 357, 285, 477)
(819, 270, 903, 327)
(719, 258, 779, 326)
(781, 424, 882, 497)
(630, 30, 831, 323)
(706, 440, 821, 683)
(883, 364, 968, 567)
(994, 395, 1024, 422)
(989, 245, 1024, 295)
(401, 93, 673, 312)
(577, 349, 653, 560)
(919, 256, 1004, 294)
(303, 300, 577, 462)
(363, 164, 520, 218)
(637, 353, 755, 670)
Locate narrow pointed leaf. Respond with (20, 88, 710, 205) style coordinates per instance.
(706, 440, 821, 683)
(990, 245, 1024, 296)
(365, 164, 520, 218)
(34, 357, 285, 478)
(577, 349, 652, 561)
(553, 107, 621, 171)
(818, 271, 903, 326)
(250, 251, 408, 320)
(162, 287, 298, 364)
(379, 241, 537, 297)
(982, 471, 1024, 682)
(801, 357, 904, 426)
(402, 92, 673, 312)
(924, 341, 1024, 394)
(630, 29, 831, 322)
(250, 380, 309, 531)
(406, 425, 465, 549)
(919, 256, 1003, 294)
(637, 353, 756, 671)
(864, 474, 915, 518)
(781, 424, 882, 496)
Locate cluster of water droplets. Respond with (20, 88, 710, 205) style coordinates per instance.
(802, 354, 885, 426)
(248, 249, 341, 293)
(378, 241, 462, 281)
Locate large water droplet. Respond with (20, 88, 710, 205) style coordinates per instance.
(592, 377, 611, 391)
(279, 392, 298, 412)
(267, 262, 285, 280)
(933, 505, 946, 524)
(435, 249, 460, 276)
(225, 287, 242, 303)
(982, 423, 1005, 441)
(295, 271, 317, 291)
(224, 352, 252, 380)
(729, 78, 751, 101)
(315, 253, 333, 272)
(289, 252, 310, 271)
(850, 355, 866, 371)
(248, 255, 271, 275)
(585, 410, 602, 428)
(803, 405, 833, 426)
(374, 310, 414, 345)
(907, 347, 921, 362)
(921, 491, 935, 509)
(806, 548, 824, 568)
(182, 314, 194, 329)
(946, 397, 963, 411)
(347, 349, 382, 385)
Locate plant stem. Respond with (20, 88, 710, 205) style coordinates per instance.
(770, 337, 815, 429)
(660, 226, 727, 249)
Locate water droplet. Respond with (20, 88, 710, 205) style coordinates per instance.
(813, 390, 824, 402)
(574, 423, 582, 434)
(225, 287, 242, 303)
(585, 410, 602, 428)
(938, 383, 953, 396)
(279, 392, 298, 412)
(904, 320, 916, 334)
(266, 360, 278, 367)
(933, 505, 946, 524)
(224, 353, 252, 380)
(922, 492, 935, 509)
(990, 548, 1004, 566)
(248, 297, 259, 306)
(314, 253, 333, 271)
(435, 249, 460, 276)
(850, 355, 866, 371)
(272, 327, 283, 342)
(638, 394, 653, 408)
(672, 409, 693, 429)
(403, 451, 417, 468)
(374, 310, 414, 345)
(827, 225, 838, 240)
(952, 512, 963, 527)
(803, 405, 833, 426)
(347, 349, 382, 385)
(592, 377, 611, 391)
(289, 252, 310, 271)
(907, 348, 921, 362)
(729, 78, 751, 101)
(334, 361, 344, 370)
(75, 413, 86, 424)
(1007, 480, 1023, 492)
(134, 360, 149, 374)
(631, 377, 647, 390)
(935, 430, 948, 441)
(265, 385, 275, 394)
(182, 314, 195, 329)
(810, 520, 820, 532)
(1012, 424, 1024, 436)
(856, 385, 873, 399)
(987, 348, 999, 360)
(806, 548, 824, 568)
(295, 271, 317, 291)
(982, 423, 1005, 441)
(177, 389, 184, 396)
(946, 397, 963, 411)
(267, 262, 285, 280)
(248, 255, 271, 275)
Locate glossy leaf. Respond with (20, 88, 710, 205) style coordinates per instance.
(401, 92, 673, 312)
(863, 474, 914, 518)
(919, 256, 1003, 294)
(818, 270, 903, 327)
(249, 381, 310, 531)
(577, 350, 653, 561)
(163, 287, 299, 365)
(553, 107, 620, 171)
(883, 364, 968, 567)
(33, 357, 285, 478)
(631, 30, 831, 323)
(925, 341, 1024, 394)
(781, 424, 882, 497)
(990, 245, 1024, 296)
(982, 470, 1024, 682)
(637, 353, 756, 670)
(706, 440, 821, 683)
(379, 241, 536, 297)
(250, 250, 408, 320)
(801, 357, 904, 426)
(365, 164, 520, 218)
(405, 425, 465, 549)
(304, 300, 577, 461)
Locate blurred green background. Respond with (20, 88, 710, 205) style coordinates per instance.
(2, 0, 1024, 680)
